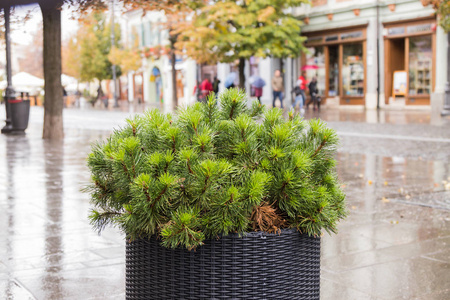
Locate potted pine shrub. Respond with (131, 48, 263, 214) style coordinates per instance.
(86, 89, 346, 299)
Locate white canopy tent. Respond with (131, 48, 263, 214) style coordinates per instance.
(0, 72, 45, 94)
(0, 72, 84, 94)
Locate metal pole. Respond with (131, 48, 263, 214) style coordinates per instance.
(376, 0, 380, 110)
(441, 32, 450, 116)
(2, 5, 14, 134)
(111, 0, 118, 108)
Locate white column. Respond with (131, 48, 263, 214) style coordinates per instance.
(434, 25, 448, 94)
(431, 24, 448, 118)
(128, 72, 134, 102)
(244, 59, 251, 98)
(365, 16, 379, 109)
(259, 58, 272, 106)
(217, 63, 229, 94)
(285, 58, 294, 108)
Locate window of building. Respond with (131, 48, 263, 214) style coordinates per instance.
(341, 31, 363, 40)
(306, 36, 323, 44)
(325, 35, 339, 42)
(328, 45, 339, 97)
(342, 43, 364, 96)
(305, 47, 325, 95)
(302, 27, 367, 104)
(408, 36, 432, 95)
(388, 27, 405, 36)
(143, 22, 152, 46)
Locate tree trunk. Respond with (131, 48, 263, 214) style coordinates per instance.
(171, 43, 178, 108)
(238, 58, 245, 90)
(280, 57, 285, 81)
(40, 1, 64, 139)
(169, 30, 179, 108)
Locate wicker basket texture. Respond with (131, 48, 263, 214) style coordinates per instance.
(126, 229, 320, 300)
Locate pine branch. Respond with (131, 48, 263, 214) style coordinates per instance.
(86, 89, 346, 249)
(312, 140, 327, 158)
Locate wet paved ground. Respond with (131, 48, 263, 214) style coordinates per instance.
(1, 104, 449, 299)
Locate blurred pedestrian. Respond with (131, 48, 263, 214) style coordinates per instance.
(224, 72, 237, 89)
(63, 87, 68, 108)
(271, 70, 284, 108)
(297, 71, 308, 107)
(250, 76, 266, 104)
(292, 81, 304, 113)
(254, 87, 263, 104)
(75, 90, 81, 107)
(212, 76, 220, 95)
(200, 77, 213, 102)
(308, 77, 320, 111)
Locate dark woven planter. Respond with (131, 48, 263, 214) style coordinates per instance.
(126, 228, 320, 299)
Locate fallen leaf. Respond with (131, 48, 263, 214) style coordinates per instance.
(351, 206, 357, 210)
(390, 220, 399, 224)
(382, 197, 390, 203)
(384, 181, 388, 186)
(405, 195, 411, 199)
(434, 183, 439, 187)
(354, 162, 359, 166)
(368, 180, 373, 185)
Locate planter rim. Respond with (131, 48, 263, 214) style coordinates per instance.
(129, 227, 318, 245)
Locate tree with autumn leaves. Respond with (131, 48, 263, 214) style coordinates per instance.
(177, 0, 309, 88)
(431, 0, 449, 32)
(126, 1, 195, 107)
(63, 12, 124, 97)
(124, 0, 310, 102)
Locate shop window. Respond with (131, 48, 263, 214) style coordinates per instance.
(328, 45, 339, 96)
(325, 35, 338, 42)
(407, 24, 432, 34)
(341, 31, 363, 40)
(342, 43, 364, 96)
(305, 47, 325, 96)
(408, 36, 432, 95)
(306, 36, 323, 44)
(388, 27, 405, 36)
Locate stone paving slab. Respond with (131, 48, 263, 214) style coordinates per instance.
(0, 105, 449, 299)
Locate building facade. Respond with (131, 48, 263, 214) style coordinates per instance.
(293, 0, 447, 110)
(121, 9, 198, 109)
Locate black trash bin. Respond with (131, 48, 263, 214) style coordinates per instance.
(9, 98, 30, 131)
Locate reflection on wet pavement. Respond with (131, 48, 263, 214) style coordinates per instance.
(0, 106, 449, 299)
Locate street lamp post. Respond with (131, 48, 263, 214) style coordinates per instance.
(111, 0, 118, 108)
(441, 32, 450, 116)
(1, 5, 14, 134)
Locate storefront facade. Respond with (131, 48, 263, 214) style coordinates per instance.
(295, 0, 447, 109)
(383, 17, 436, 106)
(303, 26, 367, 105)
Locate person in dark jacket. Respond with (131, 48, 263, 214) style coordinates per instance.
(307, 77, 320, 111)
(212, 76, 220, 94)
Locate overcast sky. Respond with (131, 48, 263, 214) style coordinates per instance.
(11, 4, 79, 45)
